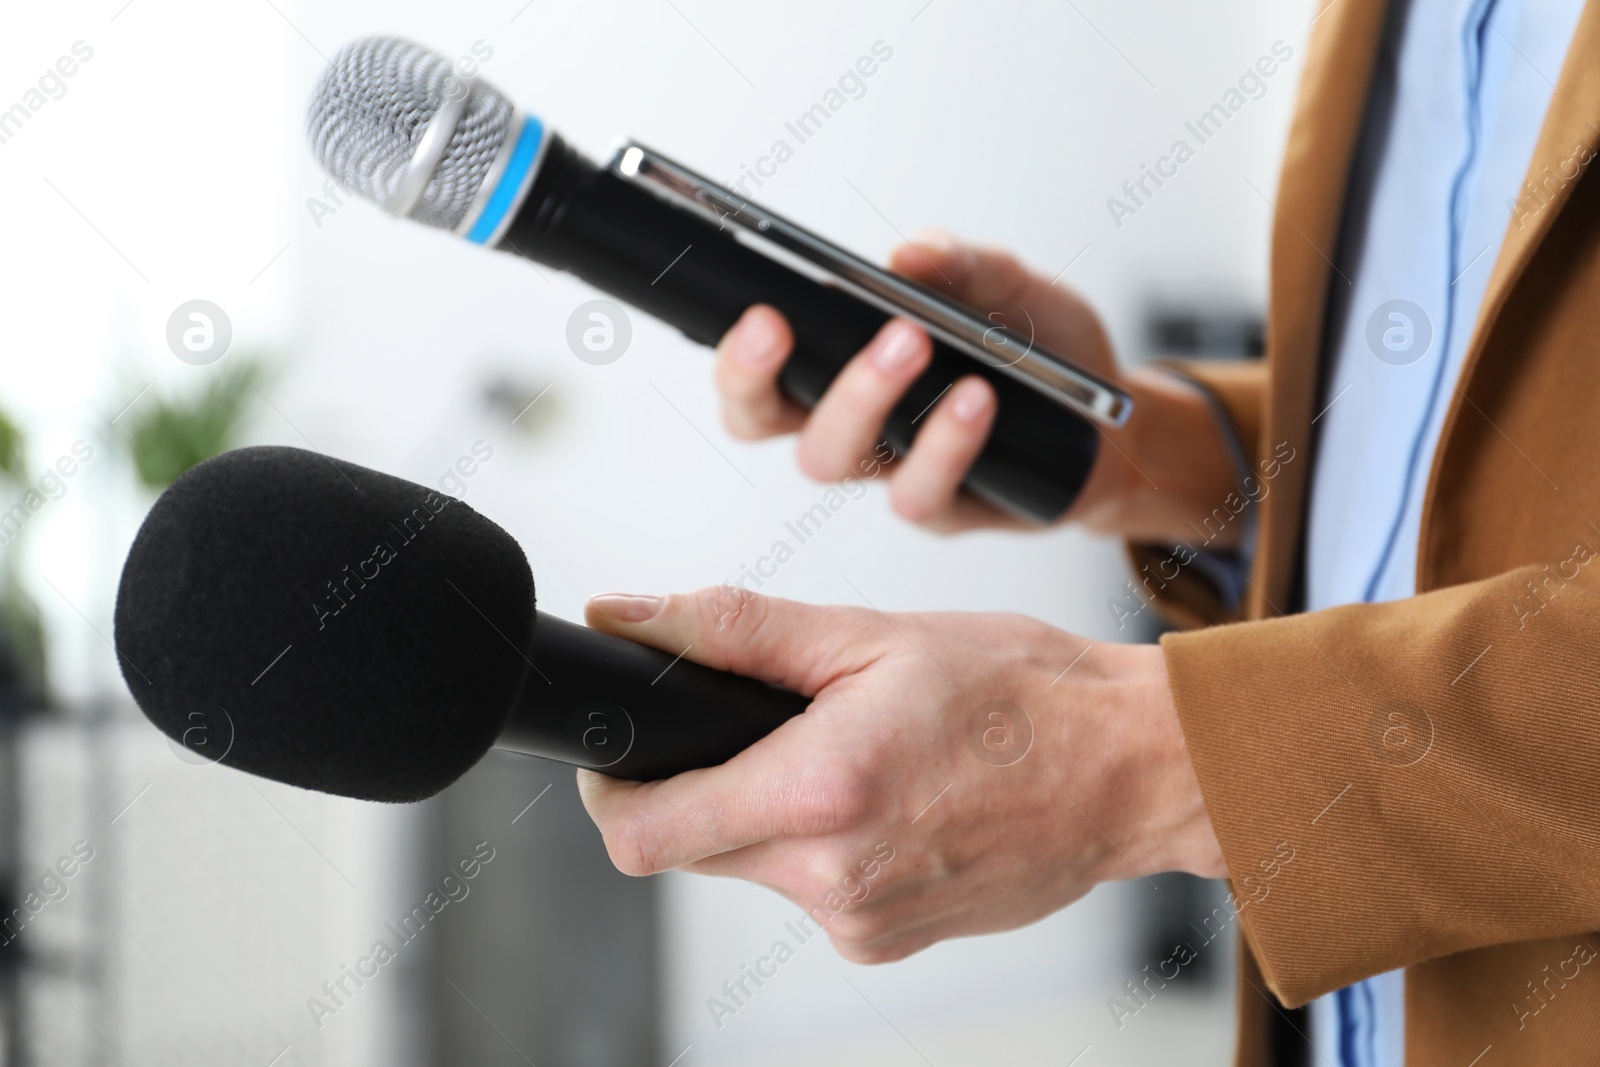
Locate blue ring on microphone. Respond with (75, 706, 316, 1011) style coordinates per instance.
(466, 115, 544, 245)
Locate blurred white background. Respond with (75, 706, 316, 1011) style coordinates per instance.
(0, 0, 1311, 1063)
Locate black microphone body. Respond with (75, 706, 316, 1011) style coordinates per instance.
(513, 612, 806, 781)
(114, 446, 807, 802)
(501, 135, 1100, 524)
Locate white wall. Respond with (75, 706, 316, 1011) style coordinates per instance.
(0, 0, 1312, 1063)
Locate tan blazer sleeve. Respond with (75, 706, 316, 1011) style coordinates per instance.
(1125, 358, 1269, 630)
(1162, 561, 1600, 1007)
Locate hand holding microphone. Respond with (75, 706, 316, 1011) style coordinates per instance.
(113, 447, 808, 800)
(100, 28, 1253, 979)
(304, 37, 1131, 525)
(110, 445, 1225, 966)
(575, 585, 1226, 963)
(714, 233, 1131, 534)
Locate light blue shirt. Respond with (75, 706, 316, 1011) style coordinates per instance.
(1304, 0, 1584, 1063)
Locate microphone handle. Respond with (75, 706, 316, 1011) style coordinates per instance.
(501, 134, 1100, 524)
(498, 611, 809, 781)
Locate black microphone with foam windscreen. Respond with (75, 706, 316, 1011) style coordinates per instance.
(112, 446, 807, 802)
(304, 37, 1132, 526)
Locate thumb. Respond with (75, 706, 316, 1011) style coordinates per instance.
(891, 230, 1055, 318)
(888, 227, 972, 291)
(584, 586, 880, 696)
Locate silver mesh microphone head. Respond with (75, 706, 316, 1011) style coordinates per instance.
(307, 36, 515, 231)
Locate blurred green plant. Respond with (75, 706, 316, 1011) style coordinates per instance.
(122, 358, 263, 490)
(0, 408, 47, 711)
(0, 409, 24, 481)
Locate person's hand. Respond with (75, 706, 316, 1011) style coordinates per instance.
(714, 231, 1118, 532)
(576, 587, 1227, 964)
(712, 231, 1243, 543)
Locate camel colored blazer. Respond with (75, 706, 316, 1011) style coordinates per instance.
(1131, 0, 1600, 1062)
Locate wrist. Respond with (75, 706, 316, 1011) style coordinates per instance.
(1086, 642, 1229, 882)
(1064, 367, 1244, 546)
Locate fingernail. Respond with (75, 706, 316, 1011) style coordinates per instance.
(950, 378, 992, 423)
(912, 227, 954, 253)
(733, 310, 782, 366)
(590, 594, 663, 622)
(872, 320, 924, 373)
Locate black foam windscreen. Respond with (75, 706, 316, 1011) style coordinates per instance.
(114, 446, 536, 802)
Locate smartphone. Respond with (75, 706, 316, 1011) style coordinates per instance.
(611, 142, 1132, 429)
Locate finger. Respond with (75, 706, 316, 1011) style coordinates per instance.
(584, 586, 880, 695)
(680, 849, 894, 945)
(889, 233, 1109, 363)
(675, 839, 833, 901)
(888, 230, 1039, 311)
(680, 841, 775, 880)
(574, 729, 853, 875)
(888, 376, 997, 525)
(577, 589, 886, 874)
(576, 765, 773, 875)
(913, 494, 1035, 535)
(795, 319, 931, 481)
(830, 918, 945, 965)
(713, 305, 807, 440)
(575, 768, 646, 834)
(576, 766, 779, 875)
(886, 228, 966, 288)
